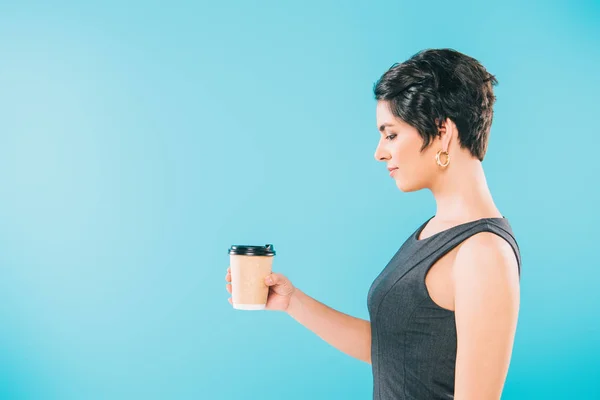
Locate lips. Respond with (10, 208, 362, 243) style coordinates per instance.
(388, 167, 398, 177)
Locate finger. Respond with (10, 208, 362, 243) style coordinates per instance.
(226, 283, 232, 293)
(225, 273, 231, 282)
(228, 297, 232, 305)
(265, 273, 280, 286)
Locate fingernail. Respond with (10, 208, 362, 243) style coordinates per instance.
(266, 276, 272, 285)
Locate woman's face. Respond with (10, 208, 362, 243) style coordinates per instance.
(374, 101, 440, 192)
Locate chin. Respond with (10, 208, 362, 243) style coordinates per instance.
(395, 179, 421, 193)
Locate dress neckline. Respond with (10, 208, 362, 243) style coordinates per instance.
(414, 215, 508, 242)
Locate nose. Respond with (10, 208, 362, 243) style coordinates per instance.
(374, 142, 390, 162)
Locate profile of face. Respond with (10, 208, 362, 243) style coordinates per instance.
(374, 100, 452, 192)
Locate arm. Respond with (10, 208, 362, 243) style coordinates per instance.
(453, 232, 520, 400)
(287, 288, 372, 364)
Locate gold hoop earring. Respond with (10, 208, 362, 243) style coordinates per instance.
(436, 150, 450, 167)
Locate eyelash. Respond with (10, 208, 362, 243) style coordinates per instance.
(385, 134, 397, 141)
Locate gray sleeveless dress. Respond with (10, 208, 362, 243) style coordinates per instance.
(367, 217, 521, 399)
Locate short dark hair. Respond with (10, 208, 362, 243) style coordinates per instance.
(373, 48, 498, 161)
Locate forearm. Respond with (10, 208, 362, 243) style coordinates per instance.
(286, 288, 371, 364)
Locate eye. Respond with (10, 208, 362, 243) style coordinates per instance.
(385, 134, 397, 141)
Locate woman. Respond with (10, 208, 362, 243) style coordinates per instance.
(225, 48, 521, 400)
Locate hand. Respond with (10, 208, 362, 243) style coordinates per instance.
(225, 267, 296, 312)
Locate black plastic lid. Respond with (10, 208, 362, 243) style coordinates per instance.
(228, 244, 276, 256)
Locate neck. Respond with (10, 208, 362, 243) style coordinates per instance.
(428, 157, 500, 222)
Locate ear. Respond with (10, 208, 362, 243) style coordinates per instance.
(437, 118, 456, 152)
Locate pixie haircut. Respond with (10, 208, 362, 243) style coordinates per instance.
(373, 49, 498, 161)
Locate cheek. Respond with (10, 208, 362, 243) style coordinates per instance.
(391, 138, 421, 172)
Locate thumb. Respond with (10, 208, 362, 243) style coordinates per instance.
(265, 272, 285, 287)
(265, 273, 294, 296)
(265, 273, 277, 286)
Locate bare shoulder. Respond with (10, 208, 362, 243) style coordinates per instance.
(453, 231, 519, 285)
(451, 234, 520, 399)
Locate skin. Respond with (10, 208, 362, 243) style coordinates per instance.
(226, 100, 520, 399)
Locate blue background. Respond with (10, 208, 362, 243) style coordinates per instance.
(1, 1, 599, 399)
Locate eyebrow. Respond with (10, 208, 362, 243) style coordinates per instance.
(378, 123, 394, 132)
